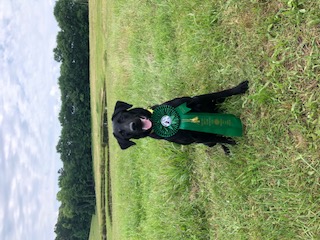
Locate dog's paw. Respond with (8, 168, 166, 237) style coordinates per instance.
(236, 80, 249, 94)
(221, 145, 231, 155)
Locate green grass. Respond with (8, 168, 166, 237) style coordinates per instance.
(89, 0, 111, 239)
(89, 214, 101, 240)
(89, 0, 320, 239)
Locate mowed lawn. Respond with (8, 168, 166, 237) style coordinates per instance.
(89, 0, 320, 239)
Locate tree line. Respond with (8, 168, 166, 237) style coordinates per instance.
(53, 0, 94, 239)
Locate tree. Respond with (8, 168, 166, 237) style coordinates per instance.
(53, 1, 94, 239)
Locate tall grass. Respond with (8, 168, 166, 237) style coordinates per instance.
(90, 0, 320, 239)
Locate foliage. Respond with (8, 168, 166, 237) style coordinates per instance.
(53, 0, 94, 239)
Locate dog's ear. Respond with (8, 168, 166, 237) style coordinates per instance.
(113, 133, 136, 149)
(112, 101, 133, 119)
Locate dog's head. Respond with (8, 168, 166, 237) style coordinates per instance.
(112, 101, 153, 149)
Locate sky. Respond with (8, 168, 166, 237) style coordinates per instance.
(0, 0, 62, 239)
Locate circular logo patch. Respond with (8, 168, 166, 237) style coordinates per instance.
(161, 115, 172, 127)
(151, 105, 181, 137)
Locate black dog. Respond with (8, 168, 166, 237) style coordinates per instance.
(112, 81, 249, 153)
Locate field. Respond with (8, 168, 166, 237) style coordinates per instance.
(89, 0, 320, 239)
(89, 214, 101, 240)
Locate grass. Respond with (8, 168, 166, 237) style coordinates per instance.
(89, 0, 320, 239)
(88, 0, 110, 239)
(89, 214, 101, 240)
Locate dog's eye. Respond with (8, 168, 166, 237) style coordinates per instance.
(119, 130, 125, 137)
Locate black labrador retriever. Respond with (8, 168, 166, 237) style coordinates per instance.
(112, 81, 249, 153)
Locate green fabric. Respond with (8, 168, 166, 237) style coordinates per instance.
(151, 103, 243, 137)
(151, 105, 181, 137)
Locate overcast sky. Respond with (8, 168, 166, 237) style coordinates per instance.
(0, 0, 62, 239)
